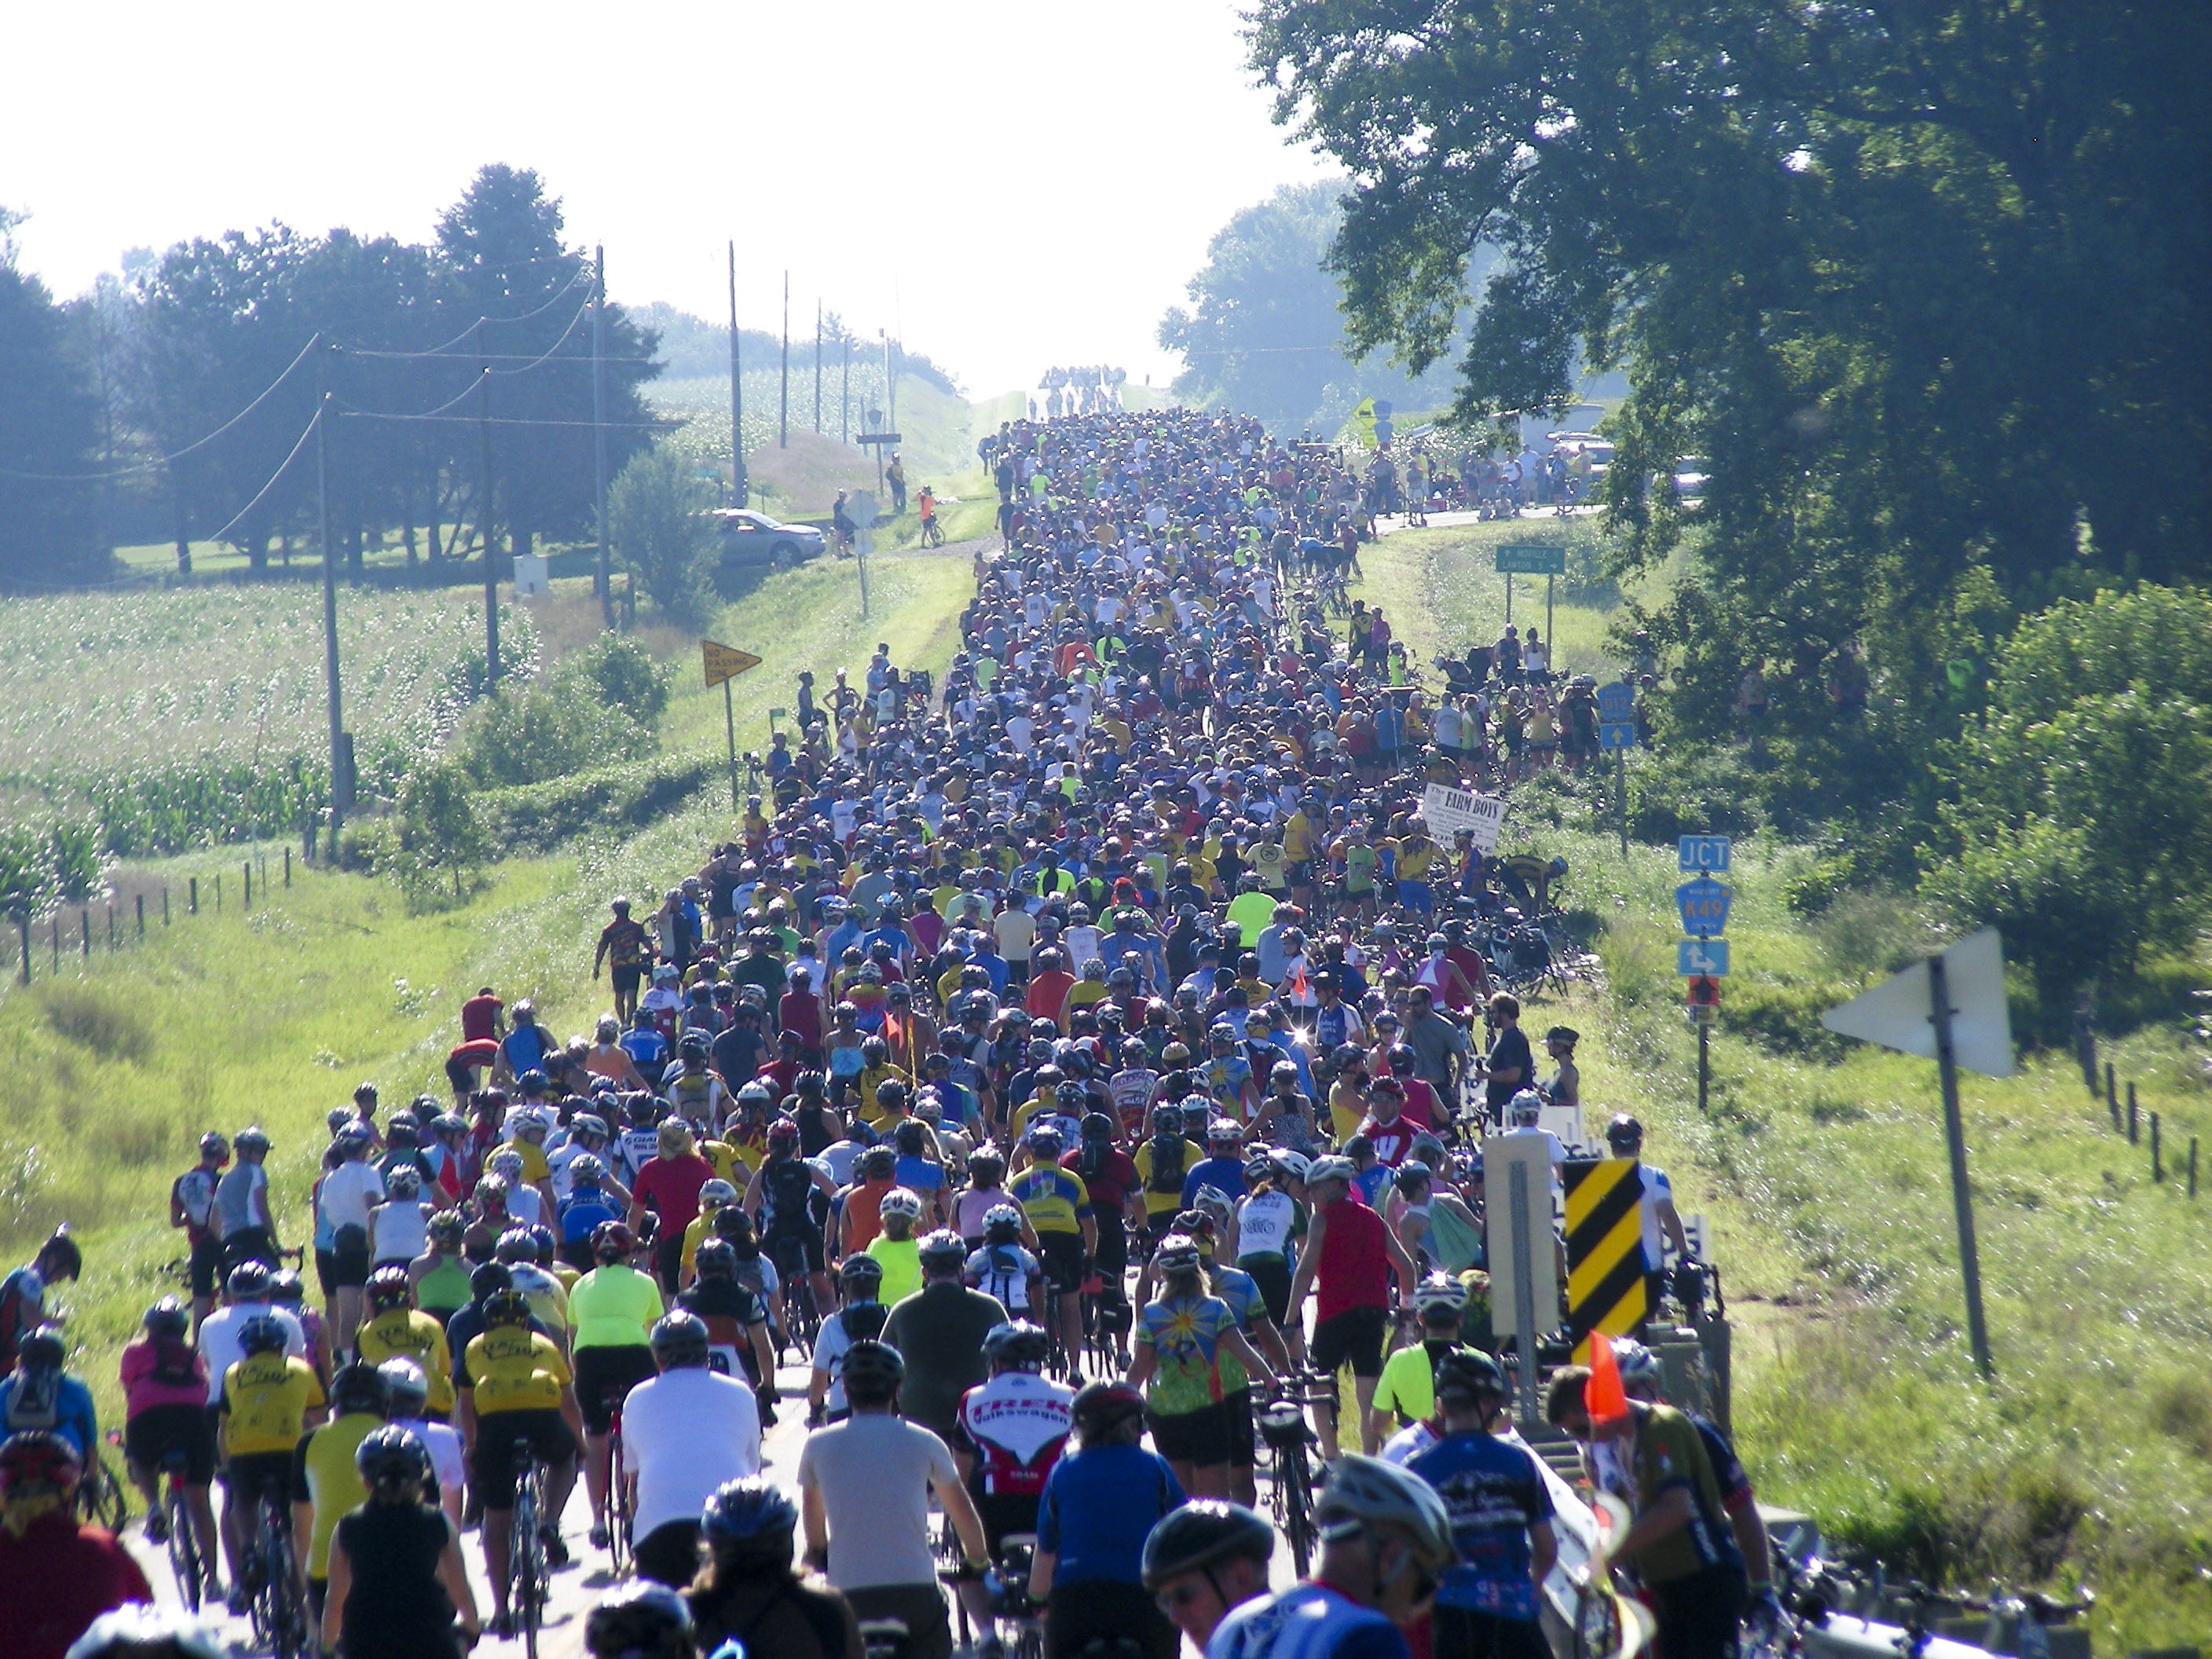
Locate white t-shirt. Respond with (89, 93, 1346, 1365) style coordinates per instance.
(319, 1162, 386, 1233)
(622, 1368, 763, 1538)
(393, 1415, 467, 1502)
(199, 1305, 307, 1404)
(1636, 1163, 1675, 1269)
(797, 1411, 959, 1591)
(1235, 1191, 1300, 1263)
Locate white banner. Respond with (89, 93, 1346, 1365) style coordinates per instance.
(1419, 782, 1507, 852)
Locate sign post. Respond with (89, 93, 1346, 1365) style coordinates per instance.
(1822, 928, 2013, 1379)
(1484, 1135, 1559, 1428)
(1496, 543, 1566, 640)
(701, 639, 763, 811)
(1596, 681, 1637, 856)
(1674, 846, 1733, 1115)
(847, 490, 878, 620)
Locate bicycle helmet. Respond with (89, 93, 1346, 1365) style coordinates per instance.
(649, 1310, 712, 1369)
(917, 1229, 969, 1273)
(838, 1254, 885, 1295)
(377, 1358, 430, 1418)
(591, 1220, 636, 1263)
(983, 1203, 1024, 1241)
(838, 1339, 905, 1393)
(1027, 1124, 1064, 1155)
(701, 1474, 799, 1558)
(677, 1032, 710, 1062)
(1610, 1337, 1663, 1392)
(354, 1423, 433, 1496)
(767, 1119, 801, 1148)
(1141, 1500, 1276, 1591)
(584, 1579, 694, 1659)
(1433, 1348, 1507, 1405)
(0, 1430, 80, 1496)
(198, 1131, 229, 1159)
(1313, 1454, 1456, 1575)
(571, 1114, 609, 1143)
(269, 1265, 306, 1302)
(1152, 1232, 1203, 1276)
(1605, 1113, 1644, 1153)
(1080, 1112, 1115, 1143)
(1152, 1104, 1185, 1135)
(860, 1146, 898, 1179)
(1305, 1155, 1357, 1188)
(16, 1325, 64, 1371)
(983, 1320, 1050, 1372)
(1206, 1118, 1243, 1147)
(329, 1361, 390, 1418)
(236, 1314, 289, 1357)
(496, 1228, 542, 1266)
(698, 1178, 738, 1210)
(143, 1296, 190, 1340)
(1411, 1273, 1469, 1316)
(429, 1210, 466, 1248)
(879, 1187, 925, 1223)
(365, 1265, 416, 1314)
(482, 1288, 534, 1328)
(488, 1148, 526, 1180)
(1053, 1080, 1086, 1111)
(1192, 1186, 1235, 1227)
(385, 1163, 423, 1199)
(1269, 1148, 1312, 1183)
(694, 1239, 739, 1282)
(1508, 1090, 1544, 1126)
(1071, 1379, 1147, 1441)
(234, 1126, 271, 1154)
(518, 1067, 551, 1093)
(569, 1153, 608, 1186)
(968, 1148, 1007, 1184)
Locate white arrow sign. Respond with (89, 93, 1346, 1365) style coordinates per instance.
(1821, 926, 2014, 1078)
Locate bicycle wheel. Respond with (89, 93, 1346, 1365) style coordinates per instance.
(606, 1422, 632, 1577)
(262, 1503, 308, 1659)
(511, 1465, 544, 1659)
(1280, 1446, 1315, 1578)
(165, 1478, 203, 1613)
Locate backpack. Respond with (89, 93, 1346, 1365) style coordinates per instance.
(148, 1333, 201, 1390)
(0, 1268, 37, 1370)
(3, 1367, 60, 1434)
(838, 1303, 888, 1344)
(1146, 1134, 1187, 1196)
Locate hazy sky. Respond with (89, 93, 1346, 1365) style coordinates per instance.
(4, 1, 1327, 397)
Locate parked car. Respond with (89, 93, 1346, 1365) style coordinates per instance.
(1546, 432, 1616, 482)
(710, 508, 826, 569)
(1670, 457, 1709, 501)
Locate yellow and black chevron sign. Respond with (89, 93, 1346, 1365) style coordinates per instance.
(1563, 1157, 1649, 1361)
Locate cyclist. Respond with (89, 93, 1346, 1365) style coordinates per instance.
(496, 1227, 572, 1346)
(1027, 1379, 1185, 1659)
(964, 1203, 1046, 1317)
(458, 1287, 583, 1634)
(955, 1148, 1020, 1246)
(118, 1297, 216, 1585)
(689, 1475, 863, 1659)
(567, 1219, 665, 1549)
(0, 1430, 152, 1659)
(409, 1210, 474, 1327)
(170, 1133, 229, 1330)
(1406, 1350, 1556, 1659)
(797, 1339, 989, 1659)
(1284, 1155, 1416, 1457)
(746, 1115, 839, 1317)
(586, 1579, 696, 1659)
(837, 1144, 901, 1254)
(368, 1163, 432, 1273)
(376, 1357, 465, 1524)
(882, 1229, 1009, 1445)
(1, 1324, 97, 1464)
(1544, 1344, 1745, 1659)
(809, 1253, 888, 1423)
(1133, 1103, 1204, 1247)
(321, 1424, 479, 1659)
(1182, 1205, 1293, 1510)
(866, 1185, 928, 1307)
(214, 1127, 280, 1273)
(320, 1123, 386, 1350)
(622, 1310, 762, 1588)
(949, 1320, 1072, 1657)
(293, 1361, 391, 1631)
(1008, 1123, 1096, 1383)
(216, 1310, 324, 1609)
(0, 1226, 82, 1372)
(1068, 1110, 1141, 1346)
(676, 1236, 779, 1395)
(355, 1267, 454, 1420)
(556, 1153, 627, 1275)
(1602, 1115, 1694, 1312)
(1141, 1500, 1277, 1652)
(1368, 1274, 1474, 1452)
(1127, 1232, 1278, 1499)
(1235, 1151, 1309, 1336)
(1208, 1454, 1456, 1659)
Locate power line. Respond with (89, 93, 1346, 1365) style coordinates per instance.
(487, 303, 592, 375)
(197, 405, 325, 546)
(0, 332, 323, 483)
(328, 373, 488, 425)
(338, 265, 594, 360)
(335, 409, 677, 431)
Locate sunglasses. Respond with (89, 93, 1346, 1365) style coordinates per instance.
(1155, 1580, 1214, 1616)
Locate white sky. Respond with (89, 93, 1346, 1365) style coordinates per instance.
(4, 1, 1327, 397)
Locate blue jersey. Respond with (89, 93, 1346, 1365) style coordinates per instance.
(1407, 1430, 1554, 1620)
(1207, 1582, 1408, 1659)
(1035, 1442, 1184, 1585)
(620, 1027, 668, 1073)
(0, 1370, 98, 1463)
(558, 1188, 621, 1247)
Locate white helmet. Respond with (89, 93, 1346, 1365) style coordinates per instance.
(1411, 1273, 1468, 1316)
(1610, 1337, 1662, 1392)
(1268, 1148, 1313, 1183)
(1306, 1155, 1357, 1188)
(1508, 1090, 1544, 1125)
(879, 1187, 925, 1222)
(1313, 1454, 1456, 1574)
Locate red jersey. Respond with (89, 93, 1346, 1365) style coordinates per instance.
(0, 1511, 153, 1659)
(1314, 1193, 1392, 1320)
(461, 994, 503, 1044)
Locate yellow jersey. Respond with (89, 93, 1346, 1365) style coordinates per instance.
(354, 1309, 456, 1415)
(462, 1326, 572, 1415)
(222, 1354, 325, 1457)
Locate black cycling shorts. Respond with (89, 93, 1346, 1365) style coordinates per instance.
(1145, 1401, 1230, 1468)
(1036, 1233, 1086, 1295)
(767, 1229, 826, 1276)
(1309, 1305, 1388, 1379)
(330, 1225, 371, 1289)
(1219, 1388, 1257, 1468)
(222, 1450, 295, 1505)
(1434, 1605, 1553, 1659)
(471, 1408, 577, 1511)
(127, 1404, 217, 1485)
(573, 1344, 660, 1436)
(972, 1489, 1041, 1557)
(189, 1233, 223, 1301)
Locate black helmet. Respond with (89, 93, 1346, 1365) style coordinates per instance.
(16, 1324, 64, 1372)
(199, 1131, 229, 1159)
(838, 1254, 884, 1295)
(917, 1229, 968, 1273)
(353, 1424, 433, 1496)
(365, 1265, 416, 1315)
(481, 1289, 533, 1328)
(649, 1310, 712, 1369)
(225, 1260, 272, 1300)
(495, 1228, 537, 1266)
(861, 1145, 897, 1179)
(330, 1361, 390, 1418)
(1433, 1348, 1507, 1404)
(701, 1475, 799, 1557)
(1071, 1379, 1147, 1441)
(1080, 1111, 1115, 1141)
(143, 1297, 189, 1340)
(237, 1314, 289, 1357)
(584, 1580, 694, 1659)
(694, 1238, 738, 1280)
(376, 1357, 430, 1417)
(1141, 1500, 1276, 1591)
(1605, 1113, 1644, 1152)
(983, 1321, 1050, 1372)
(838, 1339, 904, 1394)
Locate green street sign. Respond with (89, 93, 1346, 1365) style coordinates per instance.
(1495, 543, 1567, 576)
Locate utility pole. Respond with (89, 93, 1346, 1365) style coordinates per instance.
(841, 335, 851, 444)
(888, 331, 899, 437)
(814, 299, 823, 434)
(591, 244, 612, 628)
(316, 346, 346, 848)
(778, 272, 789, 449)
(477, 329, 500, 686)
(727, 241, 746, 507)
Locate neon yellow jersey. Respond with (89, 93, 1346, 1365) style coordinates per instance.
(463, 1326, 571, 1415)
(567, 1263, 665, 1350)
(222, 1354, 324, 1457)
(867, 1234, 923, 1306)
(1010, 1166, 1091, 1236)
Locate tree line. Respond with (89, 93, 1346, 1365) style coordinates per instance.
(0, 165, 661, 590)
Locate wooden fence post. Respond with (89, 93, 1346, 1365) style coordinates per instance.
(80, 908, 90, 958)
(2151, 1113, 2163, 1182)
(189, 877, 198, 915)
(163, 886, 170, 925)
(244, 862, 251, 907)
(51, 915, 60, 969)
(17, 919, 27, 986)
(136, 895, 145, 938)
(284, 848, 292, 888)
(2190, 1138, 2199, 1199)
(107, 905, 115, 950)
(2127, 1086, 2139, 1144)
(215, 873, 222, 912)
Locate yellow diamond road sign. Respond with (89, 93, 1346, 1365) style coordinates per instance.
(701, 640, 762, 687)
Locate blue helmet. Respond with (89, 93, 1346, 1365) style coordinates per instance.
(701, 1476, 799, 1556)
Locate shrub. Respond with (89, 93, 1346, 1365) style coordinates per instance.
(476, 751, 718, 855)
(1625, 744, 1762, 843)
(609, 445, 716, 628)
(451, 683, 650, 791)
(40, 983, 156, 1065)
(558, 632, 670, 725)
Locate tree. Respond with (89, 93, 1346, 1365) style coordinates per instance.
(0, 210, 102, 590)
(1921, 587, 2212, 1005)
(1158, 181, 1476, 434)
(609, 444, 715, 628)
(1247, 0, 2212, 851)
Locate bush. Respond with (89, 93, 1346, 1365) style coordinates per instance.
(476, 750, 718, 855)
(558, 632, 671, 725)
(610, 445, 716, 628)
(1625, 744, 1763, 843)
(1725, 976, 1851, 1060)
(40, 983, 156, 1065)
(389, 761, 492, 907)
(451, 683, 652, 791)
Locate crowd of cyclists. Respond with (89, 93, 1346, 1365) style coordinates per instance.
(0, 405, 1771, 1659)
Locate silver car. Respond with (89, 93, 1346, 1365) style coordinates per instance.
(711, 508, 826, 570)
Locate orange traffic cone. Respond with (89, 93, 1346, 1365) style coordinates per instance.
(1586, 1330, 1632, 1426)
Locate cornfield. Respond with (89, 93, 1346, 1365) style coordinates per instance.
(0, 586, 537, 857)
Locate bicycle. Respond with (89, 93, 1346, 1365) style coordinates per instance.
(986, 1533, 1047, 1659)
(149, 1445, 208, 1613)
(242, 1480, 310, 1659)
(75, 1433, 131, 1533)
(920, 515, 946, 549)
(1255, 1368, 1338, 1577)
(605, 1399, 634, 1579)
(507, 1435, 550, 1658)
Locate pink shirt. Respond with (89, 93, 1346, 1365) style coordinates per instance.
(120, 1333, 209, 1417)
